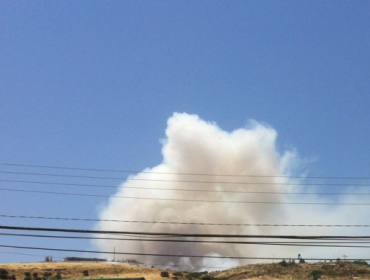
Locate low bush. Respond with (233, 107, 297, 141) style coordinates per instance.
(186, 272, 208, 279)
(161, 272, 169, 278)
(354, 260, 368, 266)
(43, 272, 52, 279)
(173, 272, 183, 277)
(279, 260, 288, 267)
(310, 270, 323, 280)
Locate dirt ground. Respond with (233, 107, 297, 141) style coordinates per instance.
(2, 261, 370, 280)
(0, 262, 167, 280)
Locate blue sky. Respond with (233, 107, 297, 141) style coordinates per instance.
(1, 1, 370, 264)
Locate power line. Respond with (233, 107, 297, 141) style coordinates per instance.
(3, 214, 370, 227)
(0, 250, 63, 259)
(4, 232, 370, 248)
(3, 187, 370, 205)
(3, 179, 370, 196)
(2, 170, 370, 187)
(2, 162, 370, 180)
(0, 244, 369, 261)
(2, 224, 370, 240)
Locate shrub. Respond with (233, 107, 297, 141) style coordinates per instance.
(32, 273, 38, 279)
(310, 270, 322, 280)
(0, 273, 8, 280)
(24, 274, 30, 278)
(186, 272, 208, 279)
(54, 273, 61, 280)
(0, 270, 8, 279)
(43, 272, 52, 279)
(82, 271, 89, 277)
(279, 260, 288, 267)
(354, 260, 368, 266)
(173, 272, 183, 277)
(299, 258, 305, 264)
(358, 270, 367, 274)
(202, 276, 213, 280)
(161, 272, 169, 278)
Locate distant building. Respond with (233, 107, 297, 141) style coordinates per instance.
(45, 256, 53, 262)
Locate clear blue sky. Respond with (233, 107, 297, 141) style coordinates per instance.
(1, 1, 370, 264)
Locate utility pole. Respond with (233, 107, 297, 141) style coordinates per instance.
(343, 255, 347, 260)
(114, 247, 116, 262)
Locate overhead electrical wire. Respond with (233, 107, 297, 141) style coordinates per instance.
(2, 170, 370, 187)
(3, 214, 370, 227)
(3, 232, 370, 248)
(2, 187, 370, 205)
(0, 244, 369, 261)
(2, 162, 370, 180)
(2, 179, 370, 196)
(0, 250, 63, 259)
(2, 225, 370, 240)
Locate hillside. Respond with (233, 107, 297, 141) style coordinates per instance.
(2, 260, 370, 280)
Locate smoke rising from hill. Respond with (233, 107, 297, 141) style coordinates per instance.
(92, 112, 303, 270)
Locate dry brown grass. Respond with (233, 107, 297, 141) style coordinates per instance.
(0, 262, 169, 280)
(1, 261, 370, 280)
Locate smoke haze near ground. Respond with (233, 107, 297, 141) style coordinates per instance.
(92, 113, 370, 270)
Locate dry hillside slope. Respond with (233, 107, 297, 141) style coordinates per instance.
(1, 261, 370, 280)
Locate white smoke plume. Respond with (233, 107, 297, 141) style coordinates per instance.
(92, 112, 369, 270)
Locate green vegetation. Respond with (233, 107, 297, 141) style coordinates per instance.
(353, 260, 368, 266)
(310, 270, 323, 280)
(160, 272, 169, 278)
(0, 269, 14, 280)
(279, 260, 296, 267)
(82, 271, 89, 277)
(43, 272, 52, 280)
(185, 271, 208, 279)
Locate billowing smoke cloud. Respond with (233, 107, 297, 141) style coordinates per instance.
(92, 113, 370, 270)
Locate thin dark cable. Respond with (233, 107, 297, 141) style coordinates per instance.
(2, 187, 370, 205)
(2, 225, 370, 240)
(4, 232, 370, 248)
(2, 170, 370, 187)
(2, 179, 370, 196)
(0, 250, 63, 259)
(3, 214, 370, 227)
(2, 162, 370, 180)
(0, 244, 368, 261)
